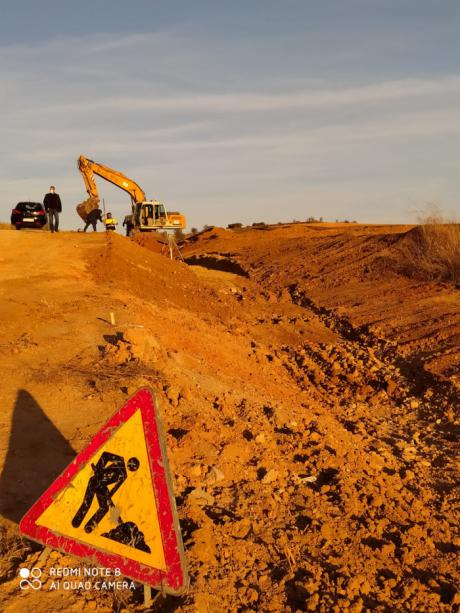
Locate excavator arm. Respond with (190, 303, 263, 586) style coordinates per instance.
(76, 155, 146, 221)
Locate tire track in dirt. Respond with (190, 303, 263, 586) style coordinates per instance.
(287, 283, 459, 412)
(285, 283, 459, 517)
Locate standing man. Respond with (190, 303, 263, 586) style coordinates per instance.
(43, 185, 62, 233)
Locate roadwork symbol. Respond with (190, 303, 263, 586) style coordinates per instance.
(19, 388, 188, 595)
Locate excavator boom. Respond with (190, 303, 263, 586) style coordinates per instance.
(78, 155, 146, 204)
(76, 155, 146, 221)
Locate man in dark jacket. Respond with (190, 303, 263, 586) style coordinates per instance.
(43, 186, 62, 233)
(83, 208, 103, 232)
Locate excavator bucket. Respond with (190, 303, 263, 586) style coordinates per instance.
(76, 197, 100, 222)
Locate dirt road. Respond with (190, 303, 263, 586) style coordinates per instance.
(0, 226, 458, 612)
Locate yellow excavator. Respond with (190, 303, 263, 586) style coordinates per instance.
(75, 155, 186, 235)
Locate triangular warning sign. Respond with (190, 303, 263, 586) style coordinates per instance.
(19, 388, 188, 595)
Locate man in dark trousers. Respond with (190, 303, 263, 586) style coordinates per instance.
(43, 185, 62, 233)
(83, 208, 103, 232)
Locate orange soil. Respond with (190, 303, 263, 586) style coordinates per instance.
(0, 224, 458, 612)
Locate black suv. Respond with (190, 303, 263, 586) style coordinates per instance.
(11, 202, 47, 229)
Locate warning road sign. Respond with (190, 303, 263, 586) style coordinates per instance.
(19, 388, 188, 595)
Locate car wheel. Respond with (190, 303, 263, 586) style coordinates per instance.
(15, 225, 21, 230)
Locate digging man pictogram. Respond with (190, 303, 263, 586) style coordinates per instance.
(72, 452, 140, 534)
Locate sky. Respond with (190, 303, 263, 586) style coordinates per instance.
(1, 0, 460, 230)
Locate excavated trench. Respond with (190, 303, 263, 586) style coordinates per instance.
(184, 254, 249, 277)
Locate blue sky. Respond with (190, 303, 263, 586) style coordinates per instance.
(1, 1, 459, 229)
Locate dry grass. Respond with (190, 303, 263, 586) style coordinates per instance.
(397, 215, 460, 284)
(372, 209, 460, 284)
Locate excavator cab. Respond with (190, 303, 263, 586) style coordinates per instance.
(135, 201, 167, 229)
(138, 202, 166, 228)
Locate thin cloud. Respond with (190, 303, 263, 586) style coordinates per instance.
(8, 75, 460, 117)
(10, 105, 460, 167)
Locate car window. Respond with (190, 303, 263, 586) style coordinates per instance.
(16, 202, 43, 212)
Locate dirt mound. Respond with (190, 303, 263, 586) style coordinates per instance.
(185, 225, 232, 245)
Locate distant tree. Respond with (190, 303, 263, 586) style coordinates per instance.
(174, 228, 185, 241)
(319, 217, 324, 222)
(203, 224, 213, 231)
(227, 222, 243, 229)
(191, 227, 198, 234)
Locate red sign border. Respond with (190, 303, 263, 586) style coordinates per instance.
(19, 387, 188, 595)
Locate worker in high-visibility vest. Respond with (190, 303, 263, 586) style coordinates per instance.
(104, 212, 118, 232)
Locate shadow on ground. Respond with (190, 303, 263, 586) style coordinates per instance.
(0, 389, 76, 523)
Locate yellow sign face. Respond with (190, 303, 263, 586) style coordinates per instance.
(37, 409, 166, 569)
